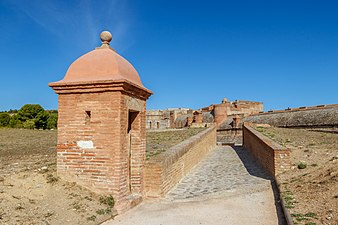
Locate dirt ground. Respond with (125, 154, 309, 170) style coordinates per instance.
(0, 128, 204, 225)
(256, 126, 338, 225)
(0, 129, 116, 225)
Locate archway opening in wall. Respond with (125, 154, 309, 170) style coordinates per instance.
(156, 121, 160, 129)
(128, 110, 139, 193)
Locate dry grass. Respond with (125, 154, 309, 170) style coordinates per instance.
(255, 126, 338, 225)
(0, 127, 205, 160)
(0, 128, 57, 158)
(0, 127, 205, 176)
(255, 126, 338, 149)
(146, 128, 206, 159)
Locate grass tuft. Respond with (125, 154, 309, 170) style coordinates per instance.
(297, 162, 307, 169)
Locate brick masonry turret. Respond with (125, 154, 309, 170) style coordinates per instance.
(49, 31, 152, 213)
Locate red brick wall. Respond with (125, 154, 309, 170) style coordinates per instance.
(243, 123, 291, 177)
(57, 90, 147, 213)
(144, 126, 216, 197)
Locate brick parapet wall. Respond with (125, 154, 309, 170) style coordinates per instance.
(243, 123, 291, 177)
(144, 126, 217, 197)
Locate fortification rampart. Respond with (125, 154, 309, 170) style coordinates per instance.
(255, 104, 338, 115)
(246, 104, 338, 128)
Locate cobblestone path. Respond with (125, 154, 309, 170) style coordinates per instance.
(166, 146, 273, 201)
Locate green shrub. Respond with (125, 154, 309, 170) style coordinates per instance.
(99, 195, 115, 207)
(297, 162, 307, 169)
(9, 115, 23, 128)
(23, 120, 35, 129)
(0, 112, 10, 127)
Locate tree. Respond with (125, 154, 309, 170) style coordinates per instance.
(17, 104, 50, 129)
(8, 114, 23, 128)
(0, 112, 10, 127)
(7, 104, 58, 130)
(17, 104, 45, 122)
(35, 110, 50, 129)
(47, 113, 58, 129)
(7, 109, 18, 114)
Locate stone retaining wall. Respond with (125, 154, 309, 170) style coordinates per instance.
(144, 126, 216, 197)
(243, 123, 291, 176)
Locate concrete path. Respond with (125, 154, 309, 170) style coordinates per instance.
(103, 146, 285, 225)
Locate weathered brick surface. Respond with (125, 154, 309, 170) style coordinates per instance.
(144, 126, 216, 197)
(243, 123, 291, 177)
(214, 104, 227, 127)
(49, 81, 152, 213)
(49, 34, 152, 214)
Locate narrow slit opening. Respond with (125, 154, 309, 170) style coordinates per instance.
(85, 111, 91, 119)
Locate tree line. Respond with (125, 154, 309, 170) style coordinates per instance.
(0, 104, 57, 129)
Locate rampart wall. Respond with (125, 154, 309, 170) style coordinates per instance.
(245, 104, 338, 128)
(243, 123, 291, 177)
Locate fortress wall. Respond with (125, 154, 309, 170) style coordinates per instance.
(144, 126, 216, 198)
(243, 123, 291, 177)
(245, 105, 338, 128)
(146, 109, 191, 130)
(228, 101, 264, 116)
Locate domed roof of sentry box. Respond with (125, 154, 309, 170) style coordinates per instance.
(55, 31, 143, 87)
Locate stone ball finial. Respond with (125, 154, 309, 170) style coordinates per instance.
(100, 31, 112, 44)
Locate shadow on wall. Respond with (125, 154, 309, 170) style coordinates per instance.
(232, 146, 272, 180)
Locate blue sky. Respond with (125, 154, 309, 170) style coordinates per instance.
(0, 0, 337, 111)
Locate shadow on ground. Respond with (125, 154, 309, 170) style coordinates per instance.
(233, 145, 287, 225)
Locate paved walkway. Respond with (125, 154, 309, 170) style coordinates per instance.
(104, 146, 284, 225)
(166, 146, 272, 201)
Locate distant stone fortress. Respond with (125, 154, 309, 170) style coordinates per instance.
(146, 98, 263, 130)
